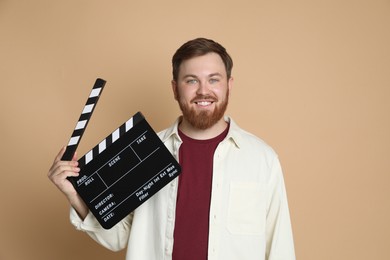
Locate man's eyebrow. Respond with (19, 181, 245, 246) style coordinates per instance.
(183, 74, 198, 78)
(182, 73, 223, 79)
(209, 73, 223, 77)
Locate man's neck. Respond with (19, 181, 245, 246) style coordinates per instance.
(178, 117, 228, 140)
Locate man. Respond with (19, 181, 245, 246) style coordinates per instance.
(48, 38, 295, 259)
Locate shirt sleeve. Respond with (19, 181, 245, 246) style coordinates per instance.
(265, 156, 296, 260)
(70, 207, 133, 252)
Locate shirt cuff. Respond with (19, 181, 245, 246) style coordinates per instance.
(69, 207, 101, 231)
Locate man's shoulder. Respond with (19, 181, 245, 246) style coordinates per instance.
(157, 119, 180, 142)
(229, 118, 277, 156)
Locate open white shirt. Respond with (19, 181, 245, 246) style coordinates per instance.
(70, 116, 296, 260)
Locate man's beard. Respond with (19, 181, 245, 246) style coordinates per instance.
(178, 91, 229, 130)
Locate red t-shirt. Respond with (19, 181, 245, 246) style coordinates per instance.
(172, 126, 229, 260)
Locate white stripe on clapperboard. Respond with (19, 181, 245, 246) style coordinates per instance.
(76, 120, 87, 130)
(66, 87, 102, 147)
(84, 117, 134, 165)
(68, 136, 80, 146)
(90, 88, 102, 98)
(82, 104, 94, 114)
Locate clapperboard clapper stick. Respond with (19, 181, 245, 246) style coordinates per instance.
(63, 78, 181, 229)
(62, 78, 106, 161)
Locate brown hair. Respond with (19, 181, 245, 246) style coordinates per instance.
(172, 38, 233, 81)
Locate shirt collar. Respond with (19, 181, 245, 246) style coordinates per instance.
(160, 116, 242, 149)
(224, 116, 241, 149)
(160, 117, 182, 143)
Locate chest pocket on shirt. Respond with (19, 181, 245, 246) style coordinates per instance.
(227, 182, 266, 235)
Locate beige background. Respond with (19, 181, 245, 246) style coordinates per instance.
(1, 0, 389, 259)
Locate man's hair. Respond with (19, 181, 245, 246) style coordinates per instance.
(172, 38, 233, 81)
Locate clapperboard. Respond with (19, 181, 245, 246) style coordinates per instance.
(62, 78, 181, 229)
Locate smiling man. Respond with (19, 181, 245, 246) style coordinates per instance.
(48, 38, 296, 260)
(173, 51, 231, 136)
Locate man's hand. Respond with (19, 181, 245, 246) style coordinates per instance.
(48, 147, 88, 219)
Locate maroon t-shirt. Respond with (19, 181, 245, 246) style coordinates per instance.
(172, 126, 229, 260)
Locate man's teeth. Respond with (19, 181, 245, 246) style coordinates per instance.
(196, 101, 212, 106)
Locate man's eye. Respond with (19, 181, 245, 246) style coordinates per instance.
(186, 79, 198, 84)
(209, 78, 219, 83)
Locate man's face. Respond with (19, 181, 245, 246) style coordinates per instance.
(172, 52, 233, 130)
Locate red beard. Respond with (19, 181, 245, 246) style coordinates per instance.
(178, 92, 229, 130)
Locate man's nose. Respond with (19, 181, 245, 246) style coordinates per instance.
(196, 81, 210, 95)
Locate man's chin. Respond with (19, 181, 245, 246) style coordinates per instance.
(185, 112, 220, 130)
(179, 98, 228, 130)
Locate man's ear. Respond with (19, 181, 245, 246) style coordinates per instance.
(171, 80, 178, 100)
(228, 76, 234, 95)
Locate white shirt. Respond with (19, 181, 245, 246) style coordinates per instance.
(70, 117, 296, 260)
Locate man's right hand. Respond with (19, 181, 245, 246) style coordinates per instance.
(48, 147, 88, 219)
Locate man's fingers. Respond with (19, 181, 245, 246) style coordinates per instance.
(72, 151, 78, 161)
(55, 168, 79, 182)
(49, 147, 66, 173)
(48, 161, 79, 179)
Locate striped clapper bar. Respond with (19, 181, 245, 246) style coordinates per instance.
(65, 80, 181, 229)
(62, 78, 106, 161)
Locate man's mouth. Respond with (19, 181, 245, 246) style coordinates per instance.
(192, 95, 217, 107)
(195, 101, 213, 106)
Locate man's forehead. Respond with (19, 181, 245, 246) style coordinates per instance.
(178, 53, 226, 77)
